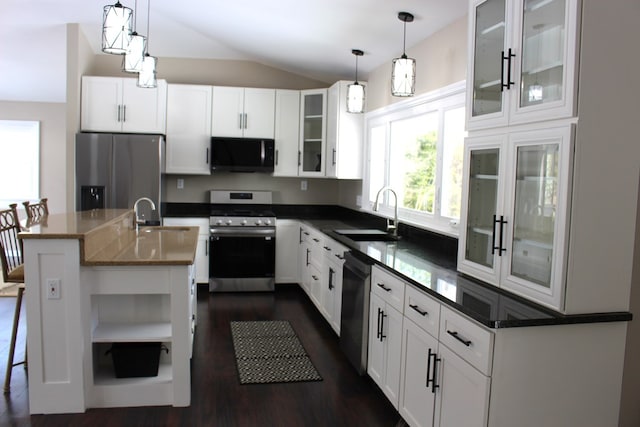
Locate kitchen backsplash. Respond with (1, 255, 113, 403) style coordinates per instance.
(164, 174, 362, 208)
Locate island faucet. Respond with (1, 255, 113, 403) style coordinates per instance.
(133, 197, 156, 231)
(373, 186, 399, 236)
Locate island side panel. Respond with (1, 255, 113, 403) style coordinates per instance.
(169, 264, 192, 407)
(24, 238, 87, 414)
(489, 321, 628, 427)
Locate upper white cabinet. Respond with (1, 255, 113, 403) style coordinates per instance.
(466, 0, 580, 130)
(165, 84, 212, 175)
(298, 89, 327, 177)
(326, 80, 366, 179)
(273, 90, 301, 177)
(457, 123, 574, 311)
(211, 86, 276, 138)
(81, 76, 167, 134)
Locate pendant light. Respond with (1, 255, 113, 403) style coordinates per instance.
(391, 12, 416, 97)
(123, 0, 146, 73)
(137, 0, 157, 88)
(102, 1, 133, 55)
(346, 49, 365, 114)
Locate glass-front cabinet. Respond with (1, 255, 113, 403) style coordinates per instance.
(466, 0, 580, 130)
(458, 124, 574, 311)
(299, 89, 327, 176)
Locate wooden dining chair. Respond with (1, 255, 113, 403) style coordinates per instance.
(0, 204, 26, 393)
(22, 198, 48, 222)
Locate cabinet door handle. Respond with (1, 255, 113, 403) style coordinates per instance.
(447, 330, 472, 347)
(492, 214, 499, 255)
(205, 240, 208, 256)
(117, 105, 121, 122)
(410, 304, 428, 316)
(377, 283, 392, 292)
(426, 348, 441, 393)
(238, 113, 243, 129)
(498, 215, 507, 255)
(380, 310, 387, 341)
(298, 150, 301, 166)
(206, 147, 210, 165)
(501, 48, 516, 91)
(123, 105, 126, 122)
(312, 275, 319, 281)
(306, 248, 310, 266)
(332, 148, 336, 166)
(275, 149, 279, 165)
(312, 238, 320, 243)
(244, 113, 248, 129)
(328, 267, 334, 290)
(492, 215, 507, 256)
(376, 308, 382, 340)
(323, 246, 331, 251)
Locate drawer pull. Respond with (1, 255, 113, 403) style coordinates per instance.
(447, 330, 472, 347)
(377, 283, 392, 292)
(323, 246, 331, 251)
(334, 254, 344, 260)
(410, 304, 428, 316)
(312, 238, 320, 242)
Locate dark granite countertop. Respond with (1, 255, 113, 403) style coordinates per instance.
(163, 203, 632, 329)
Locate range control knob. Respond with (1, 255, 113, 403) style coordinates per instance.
(241, 219, 247, 226)
(216, 219, 223, 226)
(226, 219, 233, 226)
(264, 219, 272, 226)
(255, 219, 263, 226)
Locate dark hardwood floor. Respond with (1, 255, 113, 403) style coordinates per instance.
(0, 284, 401, 426)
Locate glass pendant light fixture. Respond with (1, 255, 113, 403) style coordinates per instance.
(346, 49, 365, 114)
(137, 0, 157, 88)
(123, 0, 146, 73)
(391, 12, 416, 97)
(102, 1, 133, 55)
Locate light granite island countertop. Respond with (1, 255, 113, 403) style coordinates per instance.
(19, 209, 198, 414)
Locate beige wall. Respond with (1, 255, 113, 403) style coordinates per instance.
(0, 101, 66, 215)
(365, 16, 468, 111)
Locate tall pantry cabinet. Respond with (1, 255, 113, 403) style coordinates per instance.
(460, 0, 639, 316)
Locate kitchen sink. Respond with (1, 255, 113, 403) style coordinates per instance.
(333, 229, 399, 242)
(141, 226, 191, 233)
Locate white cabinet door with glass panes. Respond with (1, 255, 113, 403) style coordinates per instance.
(458, 123, 573, 311)
(466, 0, 580, 131)
(299, 89, 327, 177)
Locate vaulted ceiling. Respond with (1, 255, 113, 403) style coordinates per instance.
(0, 0, 468, 103)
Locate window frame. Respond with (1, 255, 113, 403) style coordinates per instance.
(362, 81, 466, 237)
(0, 120, 40, 208)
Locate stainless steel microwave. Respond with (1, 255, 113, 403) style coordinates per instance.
(210, 137, 275, 173)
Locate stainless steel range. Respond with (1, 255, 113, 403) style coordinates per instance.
(208, 190, 276, 292)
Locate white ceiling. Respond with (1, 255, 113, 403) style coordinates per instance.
(0, 0, 468, 103)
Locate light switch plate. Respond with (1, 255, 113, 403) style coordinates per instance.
(177, 178, 184, 189)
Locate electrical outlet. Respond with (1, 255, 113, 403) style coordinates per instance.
(46, 278, 61, 300)
(356, 195, 362, 206)
(177, 178, 184, 189)
(301, 180, 308, 191)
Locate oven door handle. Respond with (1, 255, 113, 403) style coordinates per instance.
(210, 227, 276, 238)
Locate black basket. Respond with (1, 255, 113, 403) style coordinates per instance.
(107, 342, 168, 378)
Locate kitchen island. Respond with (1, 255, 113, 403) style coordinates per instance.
(19, 209, 198, 414)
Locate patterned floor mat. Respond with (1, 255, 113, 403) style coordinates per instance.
(230, 320, 322, 384)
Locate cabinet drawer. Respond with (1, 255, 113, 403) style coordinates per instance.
(371, 266, 405, 312)
(322, 238, 348, 265)
(439, 306, 494, 376)
(404, 286, 440, 338)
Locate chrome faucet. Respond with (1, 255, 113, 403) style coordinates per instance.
(373, 186, 399, 236)
(133, 197, 156, 231)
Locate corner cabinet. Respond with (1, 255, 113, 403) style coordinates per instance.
(298, 89, 327, 177)
(211, 86, 276, 138)
(466, 0, 580, 131)
(326, 80, 366, 179)
(457, 123, 574, 311)
(165, 84, 212, 175)
(81, 76, 167, 134)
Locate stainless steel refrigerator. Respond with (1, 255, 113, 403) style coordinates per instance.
(75, 133, 164, 222)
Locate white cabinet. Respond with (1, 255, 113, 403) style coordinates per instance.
(165, 84, 212, 175)
(458, 123, 574, 311)
(163, 218, 209, 284)
(368, 290, 403, 409)
(368, 265, 405, 408)
(298, 89, 327, 176)
(466, 0, 580, 130)
(273, 89, 301, 176)
(81, 76, 167, 134)
(326, 80, 366, 179)
(211, 86, 275, 138)
(298, 224, 323, 306)
(276, 219, 300, 283)
(320, 238, 347, 334)
(399, 285, 491, 427)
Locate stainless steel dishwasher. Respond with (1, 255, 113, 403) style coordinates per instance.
(340, 251, 373, 375)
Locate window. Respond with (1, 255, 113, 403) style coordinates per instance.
(0, 120, 40, 207)
(363, 82, 465, 236)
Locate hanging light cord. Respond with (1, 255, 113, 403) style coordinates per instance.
(354, 54, 359, 84)
(133, 0, 138, 32)
(145, 0, 151, 53)
(402, 19, 408, 58)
